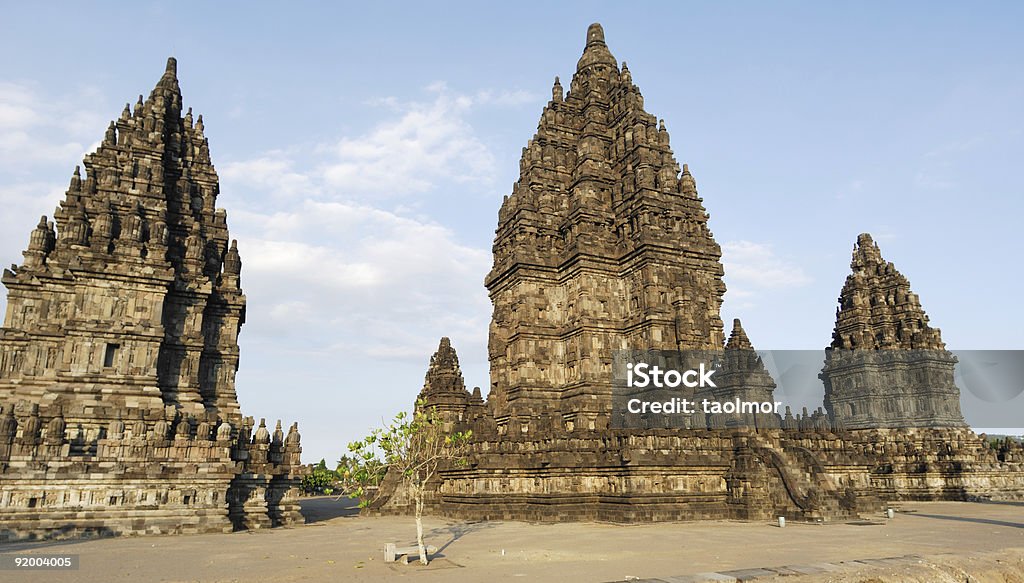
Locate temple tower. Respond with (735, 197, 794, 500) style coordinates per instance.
(711, 319, 780, 429)
(485, 23, 726, 434)
(0, 57, 245, 424)
(821, 234, 965, 429)
(417, 337, 484, 427)
(0, 58, 304, 542)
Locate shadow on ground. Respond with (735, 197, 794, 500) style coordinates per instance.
(299, 496, 361, 524)
(905, 512, 1024, 529)
(428, 520, 497, 554)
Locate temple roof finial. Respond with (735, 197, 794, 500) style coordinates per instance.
(577, 22, 617, 71)
(552, 76, 563, 102)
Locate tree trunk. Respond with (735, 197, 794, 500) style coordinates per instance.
(415, 488, 428, 565)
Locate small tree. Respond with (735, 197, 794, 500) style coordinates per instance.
(336, 452, 388, 506)
(341, 401, 472, 565)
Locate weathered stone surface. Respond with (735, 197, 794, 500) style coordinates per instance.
(821, 234, 966, 429)
(416, 337, 485, 428)
(486, 22, 725, 435)
(712, 319, 780, 430)
(0, 58, 303, 542)
(401, 23, 1024, 524)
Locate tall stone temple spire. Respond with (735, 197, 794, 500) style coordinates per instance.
(485, 23, 726, 433)
(0, 56, 245, 421)
(821, 234, 965, 429)
(0, 58, 303, 541)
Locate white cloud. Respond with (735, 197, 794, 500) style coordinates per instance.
(219, 152, 319, 199)
(0, 181, 66, 264)
(0, 82, 106, 169)
(213, 81, 528, 369)
(721, 240, 812, 310)
(221, 82, 539, 201)
(231, 199, 491, 363)
(0, 83, 41, 123)
(321, 85, 497, 197)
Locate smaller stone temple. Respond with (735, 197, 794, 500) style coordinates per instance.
(416, 337, 485, 429)
(821, 234, 966, 430)
(710, 319, 780, 430)
(0, 58, 304, 542)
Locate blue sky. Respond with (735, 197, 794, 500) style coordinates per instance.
(1, 2, 1021, 463)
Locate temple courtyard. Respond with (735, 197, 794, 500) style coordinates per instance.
(2, 499, 1023, 582)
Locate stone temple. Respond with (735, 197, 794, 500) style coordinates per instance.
(0, 58, 304, 541)
(821, 233, 966, 429)
(487, 21, 725, 434)
(378, 23, 1024, 522)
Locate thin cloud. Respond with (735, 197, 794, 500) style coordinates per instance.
(222, 83, 538, 201)
(219, 152, 319, 199)
(229, 199, 490, 363)
(721, 240, 812, 311)
(321, 85, 498, 196)
(0, 82, 106, 168)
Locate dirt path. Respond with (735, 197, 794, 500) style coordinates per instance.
(1, 500, 1022, 582)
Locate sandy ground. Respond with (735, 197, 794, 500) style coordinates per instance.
(1, 499, 1023, 582)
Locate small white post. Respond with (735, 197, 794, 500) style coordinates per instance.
(778, 516, 786, 528)
(886, 508, 895, 519)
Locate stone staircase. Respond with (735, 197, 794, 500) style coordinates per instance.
(752, 444, 852, 521)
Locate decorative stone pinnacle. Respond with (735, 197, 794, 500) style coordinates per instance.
(422, 336, 466, 396)
(831, 233, 944, 350)
(577, 22, 617, 70)
(726, 318, 754, 350)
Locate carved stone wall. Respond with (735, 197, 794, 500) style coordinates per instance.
(486, 23, 726, 434)
(0, 58, 304, 542)
(821, 234, 966, 429)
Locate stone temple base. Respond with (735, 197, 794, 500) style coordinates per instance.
(0, 404, 305, 543)
(374, 427, 1024, 523)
